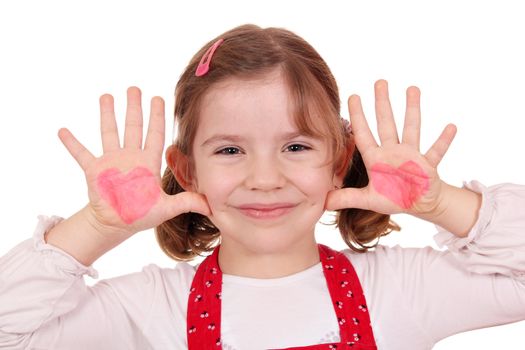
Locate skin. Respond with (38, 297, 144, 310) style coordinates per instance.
(370, 160, 430, 209)
(97, 167, 160, 224)
(324, 80, 481, 238)
(176, 69, 343, 278)
(45, 88, 211, 266)
(167, 73, 482, 278)
(46, 78, 481, 271)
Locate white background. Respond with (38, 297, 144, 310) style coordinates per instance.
(1, 0, 524, 348)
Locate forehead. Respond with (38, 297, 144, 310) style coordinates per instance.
(198, 70, 295, 131)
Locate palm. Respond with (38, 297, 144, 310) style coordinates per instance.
(326, 80, 456, 216)
(58, 87, 210, 235)
(82, 148, 161, 231)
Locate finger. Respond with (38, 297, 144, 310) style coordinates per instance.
(424, 123, 457, 168)
(324, 187, 371, 211)
(348, 95, 378, 155)
(123, 86, 144, 149)
(401, 86, 421, 149)
(144, 96, 166, 160)
(58, 128, 96, 171)
(163, 191, 212, 219)
(374, 80, 400, 146)
(100, 94, 120, 152)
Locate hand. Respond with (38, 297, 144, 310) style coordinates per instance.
(58, 87, 211, 238)
(325, 80, 457, 217)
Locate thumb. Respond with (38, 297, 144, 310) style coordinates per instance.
(324, 187, 370, 211)
(162, 191, 212, 220)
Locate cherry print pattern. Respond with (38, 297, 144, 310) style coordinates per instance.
(187, 248, 223, 348)
(187, 244, 377, 349)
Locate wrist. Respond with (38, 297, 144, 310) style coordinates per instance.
(82, 205, 134, 241)
(415, 182, 482, 238)
(45, 206, 133, 266)
(415, 181, 451, 222)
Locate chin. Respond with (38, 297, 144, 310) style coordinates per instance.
(222, 224, 317, 256)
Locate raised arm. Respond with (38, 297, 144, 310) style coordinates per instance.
(0, 87, 210, 348)
(45, 87, 210, 266)
(325, 79, 481, 237)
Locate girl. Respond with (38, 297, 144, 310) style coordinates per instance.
(1, 24, 524, 349)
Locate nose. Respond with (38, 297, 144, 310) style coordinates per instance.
(244, 154, 286, 191)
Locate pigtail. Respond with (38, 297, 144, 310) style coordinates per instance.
(155, 168, 220, 261)
(336, 146, 401, 253)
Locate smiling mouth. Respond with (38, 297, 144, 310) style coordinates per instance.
(237, 205, 296, 219)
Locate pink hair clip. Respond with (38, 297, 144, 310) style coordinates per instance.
(195, 38, 224, 77)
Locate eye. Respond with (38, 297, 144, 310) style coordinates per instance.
(215, 146, 241, 155)
(286, 144, 311, 152)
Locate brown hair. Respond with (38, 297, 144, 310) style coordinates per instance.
(155, 24, 400, 261)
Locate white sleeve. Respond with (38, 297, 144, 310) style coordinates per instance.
(433, 180, 525, 281)
(0, 216, 165, 349)
(381, 181, 525, 345)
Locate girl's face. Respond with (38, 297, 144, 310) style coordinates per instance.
(190, 69, 340, 254)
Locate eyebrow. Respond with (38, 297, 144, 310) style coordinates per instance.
(200, 131, 306, 147)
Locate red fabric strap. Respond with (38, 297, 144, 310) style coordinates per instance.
(187, 244, 377, 349)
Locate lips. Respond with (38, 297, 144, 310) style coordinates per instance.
(238, 203, 296, 210)
(237, 203, 297, 219)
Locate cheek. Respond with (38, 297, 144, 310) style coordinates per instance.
(295, 167, 334, 201)
(193, 165, 238, 204)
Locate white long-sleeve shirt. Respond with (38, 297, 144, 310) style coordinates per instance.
(1, 181, 525, 349)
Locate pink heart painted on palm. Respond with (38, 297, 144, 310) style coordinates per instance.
(97, 167, 160, 224)
(370, 160, 430, 209)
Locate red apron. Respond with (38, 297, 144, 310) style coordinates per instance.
(187, 244, 377, 349)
